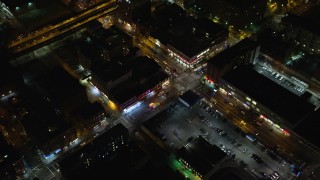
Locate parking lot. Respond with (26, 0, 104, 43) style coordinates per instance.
(254, 63, 306, 96)
(148, 100, 294, 180)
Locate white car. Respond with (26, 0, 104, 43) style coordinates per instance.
(243, 148, 247, 153)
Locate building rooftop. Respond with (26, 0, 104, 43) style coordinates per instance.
(208, 38, 258, 69)
(0, 135, 20, 178)
(179, 90, 202, 107)
(143, 109, 168, 132)
(109, 56, 168, 104)
(301, 5, 320, 35)
(184, 0, 265, 29)
(89, 26, 132, 49)
(58, 124, 147, 179)
(213, 172, 242, 180)
(35, 67, 87, 106)
(76, 102, 104, 120)
(209, 166, 256, 180)
(222, 65, 315, 125)
(258, 29, 291, 61)
(178, 137, 226, 175)
(151, 3, 228, 59)
(283, 6, 320, 36)
(294, 109, 320, 149)
(287, 53, 320, 81)
(154, 3, 187, 25)
(22, 67, 86, 144)
(227, 0, 258, 8)
(96, 62, 132, 83)
(21, 90, 72, 145)
(132, 160, 185, 180)
(80, 26, 139, 83)
(80, 26, 136, 72)
(131, 1, 153, 25)
(0, 61, 23, 94)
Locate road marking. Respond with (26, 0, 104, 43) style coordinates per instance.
(120, 117, 131, 128)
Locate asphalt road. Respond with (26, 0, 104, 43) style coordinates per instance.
(8, 0, 118, 53)
(196, 83, 320, 177)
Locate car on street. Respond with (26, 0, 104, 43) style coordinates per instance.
(251, 153, 263, 164)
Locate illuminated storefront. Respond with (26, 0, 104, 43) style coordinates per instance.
(219, 80, 291, 137)
(150, 35, 228, 69)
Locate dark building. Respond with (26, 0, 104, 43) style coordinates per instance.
(281, 6, 320, 55)
(0, 97, 28, 148)
(131, 0, 152, 26)
(78, 26, 137, 98)
(58, 123, 185, 180)
(184, 0, 266, 30)
(220, 65, 315, 130)
(206, 38, 260, 84)
(59, 124, 142, 179)
(108, 56, 168, 110)
(141, 109, 172, 149)
(72, 102, 107, 132)
(209, 166, 256, 180)
(258, 29, 320, 88)
(22, 66, 90, 157)
(294, 109, 320, 151)
(258, 29, 292, 63)
(177, 136, 227, 179)
(0, 60, 27, 147)
(133, 160, 185, 180)
(0, 135, 25, 180)
(79, 26, 168, 110)
(147, 3, 229, 68)
(179, 90, 202, 108)
(0, 60, 24, 97)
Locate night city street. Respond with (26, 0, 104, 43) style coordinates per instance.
(1, 0, 320, 180)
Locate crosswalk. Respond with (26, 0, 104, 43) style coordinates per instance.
(31, 163, 62, 180)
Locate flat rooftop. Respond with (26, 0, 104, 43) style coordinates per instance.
(0, 61, 22, 92)
(294, 109, 320, 149)
(283, 6, 320, 36)
(258, 29, 291, 61)
(179, 90, 202, 107)
(287, 53, 320, 80)
(154, 2, 186, 25)
(131, 160, 185, 180)
(227, 0, 259, 9)
(80, 26, 135, 62)
(209, 166, 256, 180)
(151, 3, 228, 59)
(23, 67, 86, 144)
(21, 89, 72, 145)
(222, 65, 315, 125)
(143, 109, 168, 130)
(89, 26, 132, 50)
(58, 124, 147, 179)
(0, 135, 20, 178)
(184, 0, 265, 29)
(75, 102, 104, 120)
(178, 137, 226, 175)
(80, 26, 138, 82)
(208, 38, 258, 69)
(35, 67, 87, 106)
(109, 56, 168, 104)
